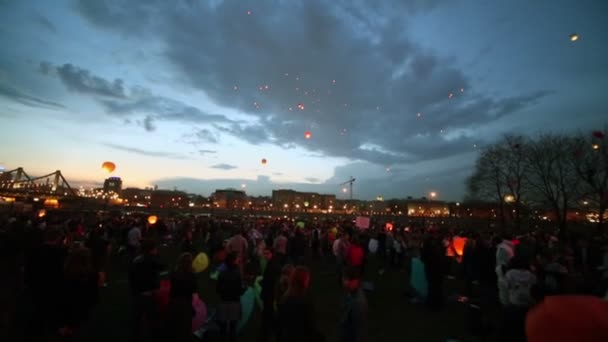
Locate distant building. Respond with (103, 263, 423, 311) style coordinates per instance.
(272, 189, 336, 211)
(212, 189, 248, 209)
(121, 188, 152, 207)
(103, 177, 122, 194)
(151, 190, 189, 208)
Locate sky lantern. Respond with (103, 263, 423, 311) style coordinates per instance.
(101, 161, 116, 173)
(261, 158, 267, 165)
(147, 215, 158, 225)
(569, 33, 579, 42)
(297, 103, 305, 110)
(304, 131, 312, 139)
(452, 236, 467, 257)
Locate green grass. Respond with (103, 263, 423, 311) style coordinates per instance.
(77, 245, 474, 342)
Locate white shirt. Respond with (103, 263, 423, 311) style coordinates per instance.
(128, 227, 142, 247)
(496, 240, 515, 267)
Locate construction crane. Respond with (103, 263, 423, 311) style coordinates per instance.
(340, 176, 356, 200)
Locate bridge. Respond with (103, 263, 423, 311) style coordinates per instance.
(0, 167, 77, 198)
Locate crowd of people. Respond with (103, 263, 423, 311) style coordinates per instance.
(1, 209, 608, 341)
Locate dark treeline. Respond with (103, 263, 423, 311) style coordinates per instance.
(466, 128, 607, 233)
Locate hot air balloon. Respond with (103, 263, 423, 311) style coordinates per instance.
(101, 161, 116, 173)
(147, 215, 158, 225)
(304, 131, 312, 139)
(261, 158, 267, 165)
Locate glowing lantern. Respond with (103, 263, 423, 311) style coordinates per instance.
(101, 161, 116, 173)
(37, 209, 46, 218)
(261, 158, 267, 165)
(569, 33, 579, 42)
(192, 252, 209, 273)
(504, 195, 516, 203)
(452, 236, 467, 257)
(592, 143, 600, 150)
(297, 103, 305, 111)
(304, 131, 312, 139)
(385, 222, 394, 231)
(147, 215, 158, 225)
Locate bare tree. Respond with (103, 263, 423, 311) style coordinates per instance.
(573, 129, 608, 230)
(526, 134, 581, 233)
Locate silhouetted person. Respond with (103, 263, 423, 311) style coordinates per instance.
(277, 266, 322, 342)
(57, 247, 99, 340)
(129, 239, 164, 342)
(24, 227, 68, 339)
(339, 267, 368, 342)
(217, 252, 244, 342)
(259, 247, 281, 342)
(422, 232, 445, 311)
(167, 253, 198, 342)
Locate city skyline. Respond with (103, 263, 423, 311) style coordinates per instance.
(1, 1, 607, 200)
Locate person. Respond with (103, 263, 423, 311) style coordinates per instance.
(311, 226, 321, 258)
(259, 247, 281, 342)
(167, 253, 198, 342)
(85, 226, 110, 287)
(496, 235, 515, 268)
(500, 256, 537, 342)
(227, 230, 249, 278)
(339, 267, 368, 342)
(346, 236, 365, 274)
(127, 224, 142, 261)
(24, 227, 68, 339)
(217, 252, 244, 342)
(273, 231, 289, 263)
(277, 266, 321, 342)
(421, 232, 445, 310)
(180, 230, 196, 255)
(336, 232, 351, 285)
(129, 239, 165, 342)
(278, 264, 295, 301)
(57, 247, 99, 340)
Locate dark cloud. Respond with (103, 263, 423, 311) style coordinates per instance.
(40, 61, 234, 126)
(210, 163, 237, 170)
(193, 129, 218, 143)
(0, 82, 65, 109)
(101, 95, 233, 124)
(75, 0, 552, 165)
(102, 143, 185, 159)
(142, 115, 155, 132)
(54, 63, 127, 98)
(32, 12, 56, 33)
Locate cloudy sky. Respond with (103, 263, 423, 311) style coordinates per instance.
(1, 0, 606, 200)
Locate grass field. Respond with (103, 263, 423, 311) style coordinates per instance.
(77, 244, 474, 342)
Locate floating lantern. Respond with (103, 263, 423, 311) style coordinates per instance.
(261, 158, 267, 165)
(304, 131, 312, 139)
(101, 161, 116, 173)
(147, 215, 158, 225)
(569, 33, 579, 42)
